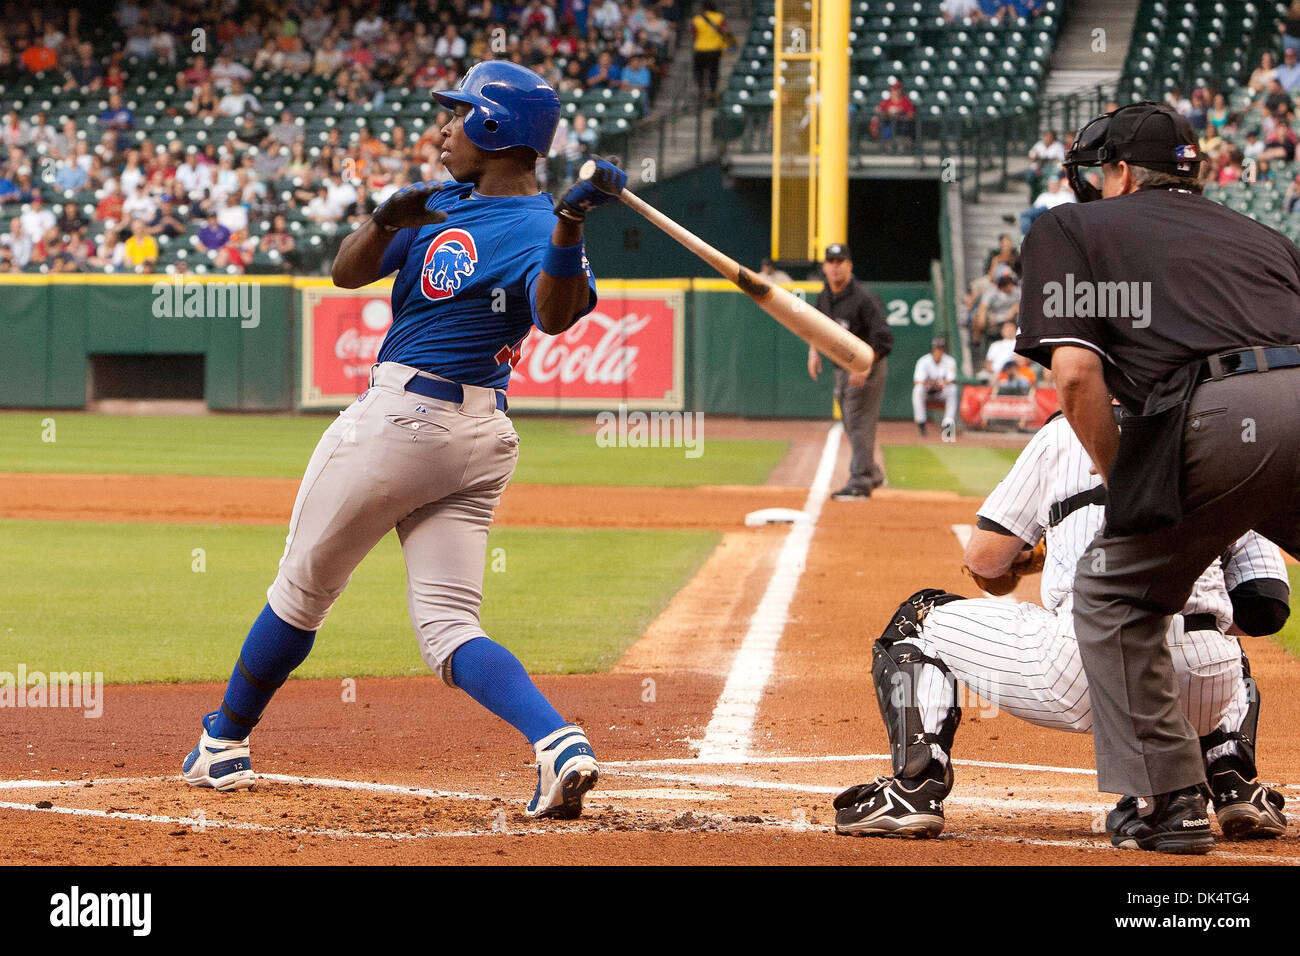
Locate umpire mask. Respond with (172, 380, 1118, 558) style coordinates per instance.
(1062, 101, 1207, 202)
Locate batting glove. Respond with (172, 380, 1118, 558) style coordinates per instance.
(372, 181, 448, 232)
(555, 158, 627, 222)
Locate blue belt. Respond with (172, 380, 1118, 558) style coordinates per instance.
(403, 374, 508, 412)
(1200, 345, 1300, 383)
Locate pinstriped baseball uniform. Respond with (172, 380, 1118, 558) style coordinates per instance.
(1221, 533, 1289, 593)
(909, 416, 1286, 760)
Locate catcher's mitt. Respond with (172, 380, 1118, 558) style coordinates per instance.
(962, 537, 1046, 596)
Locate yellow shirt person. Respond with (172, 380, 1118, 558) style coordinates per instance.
(692, 7, 730, 52)
(691, 0, 733, 99)
(123, 221, 158, 270)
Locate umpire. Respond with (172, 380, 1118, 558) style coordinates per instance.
(807, 243, 894, 499)
(1016, 101, 1300, 854)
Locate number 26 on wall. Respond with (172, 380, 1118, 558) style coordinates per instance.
(886, 298, 934, 326)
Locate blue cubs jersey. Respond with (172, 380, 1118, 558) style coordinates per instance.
(376, 183, 598, 389)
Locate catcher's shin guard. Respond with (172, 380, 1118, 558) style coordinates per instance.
(872, 589, 966, 785)
(1201, 667, 1259, 780)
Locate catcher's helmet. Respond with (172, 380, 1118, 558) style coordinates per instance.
(1062, 101, 1206, 202)
(434, 61, 561, 155)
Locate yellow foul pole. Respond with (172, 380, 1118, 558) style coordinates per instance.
(816, 0, 849, 260)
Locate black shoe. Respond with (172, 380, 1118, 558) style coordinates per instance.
(833, 773, 947, 837)
(831, 484, 871, 501)
(1209, 768, 1287, 840)
(917, 421, 927, 437)
(1107, 787, 1215, 854)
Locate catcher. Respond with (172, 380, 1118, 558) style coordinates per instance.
(834, 412, 1289, 853)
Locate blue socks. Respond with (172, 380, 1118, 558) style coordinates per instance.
(209, 604, 316, 741)
(207, 617, 561, 747)
(451, 637, 567, 745)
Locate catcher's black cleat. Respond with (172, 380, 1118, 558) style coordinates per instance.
(1106, 787, 1215, 855)
(1209, 768, 1287, 840)
(833, 774, 947, 838)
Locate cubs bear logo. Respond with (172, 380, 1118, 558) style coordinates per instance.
(420, 228, 478, 300)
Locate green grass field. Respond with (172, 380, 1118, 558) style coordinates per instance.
(1276, 566, 1300, 659)
(0, 413, 787, 487)
(882, 445, 1022, 497)
(0, 520, 719, 682)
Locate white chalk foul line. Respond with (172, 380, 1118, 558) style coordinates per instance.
(696, 422, 842, 762)
(602, 753, 1098, 776)
(604, 767, 1105, 812)
(2, 774, 1293, 861)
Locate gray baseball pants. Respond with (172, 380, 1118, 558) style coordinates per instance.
(267, 362, 519, 686)
(835, 356, 888, 492)
(1072, 367, 1300, 797)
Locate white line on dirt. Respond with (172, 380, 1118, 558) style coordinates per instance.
(603, 767, 1108, 812)
(602, 754, 1098, 776)
(0, 776, 154, 790)
(696, 422, 842, 762)
(4, 793, 1291, 863)
(258, 773, 498, 802)
(2, 776, 1291, 861)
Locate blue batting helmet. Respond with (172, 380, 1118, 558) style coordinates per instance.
(433, 61, 561, 155)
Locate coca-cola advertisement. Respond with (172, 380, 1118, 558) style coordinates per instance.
(299, 282, 684, 410)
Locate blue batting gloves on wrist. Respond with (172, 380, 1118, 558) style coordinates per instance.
(555, 159, 628, 222)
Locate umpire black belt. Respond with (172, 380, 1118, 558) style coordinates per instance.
(1198, 345, 1300, 384)
(404, 374, 508, 412)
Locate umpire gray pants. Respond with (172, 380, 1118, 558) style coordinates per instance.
(1073, 368, 1300, 798)
(834, 357, 888, 492)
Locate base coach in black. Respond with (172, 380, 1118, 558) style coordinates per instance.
(1016, 101, 1300, 854)
(807, 243, 894, 500)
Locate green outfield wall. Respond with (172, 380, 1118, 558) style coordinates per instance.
(0, 275, 293, 411)
(0, 275, 935, 418)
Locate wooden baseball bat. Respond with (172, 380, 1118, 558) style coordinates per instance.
(577, 161, 874, 373)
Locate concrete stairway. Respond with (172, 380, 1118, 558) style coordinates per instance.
(624, 0, 750, 176)
(1044, 0, 1139, 97)
(958, 0, 1141, 293)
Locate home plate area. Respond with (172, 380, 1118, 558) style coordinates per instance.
(3, 754, 1296, 864)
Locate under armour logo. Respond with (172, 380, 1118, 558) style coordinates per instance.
(898, 653, 916, 663)
(1226, 790, 1239, 800)
(929, 800, 941, 810)
(912, 733, 925, 744)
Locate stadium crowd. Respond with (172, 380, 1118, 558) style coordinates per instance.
(0, 0, 683, 274)
(960, 28, 1300, 384)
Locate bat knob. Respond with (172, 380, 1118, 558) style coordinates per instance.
(577, 159, 598, 182)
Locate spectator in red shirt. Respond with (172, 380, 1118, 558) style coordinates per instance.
(181, 55, 211, 89)
(104, 61, 126, 91)
(95, 184, 125, 222)
(876, 81, 916, 150)
(20, 40, 58, 73)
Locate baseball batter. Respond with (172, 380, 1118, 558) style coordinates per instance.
(182, 62, 627, 819)
(834, 412, 1289, 850)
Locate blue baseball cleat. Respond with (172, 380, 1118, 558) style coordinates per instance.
(181, 711, 256, 792)
(526, 725, 598, 819)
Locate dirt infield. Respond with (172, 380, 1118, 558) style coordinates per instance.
(1, 423, 1297, 865)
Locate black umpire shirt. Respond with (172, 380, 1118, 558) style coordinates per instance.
(816, 278, 894, 361)
(1016, 189, 1300, 412)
